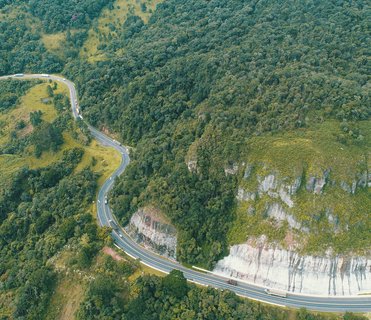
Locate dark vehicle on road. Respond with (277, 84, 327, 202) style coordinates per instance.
(109, 219, 119, 230)
(227, 279, 238, 286)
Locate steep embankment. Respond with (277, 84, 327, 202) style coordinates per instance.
(212, 121, 370, 295)
(125, 206, 177, 259)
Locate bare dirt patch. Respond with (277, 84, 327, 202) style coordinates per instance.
(102, 246, 125, 261)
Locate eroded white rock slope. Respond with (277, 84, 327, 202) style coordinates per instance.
(214, 236, 371, 296)
(218, 162, 371, 296)
(125, 207, 177, 259)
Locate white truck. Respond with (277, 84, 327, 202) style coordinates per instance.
(264, 288, 287, 298)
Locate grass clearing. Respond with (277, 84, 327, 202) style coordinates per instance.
(74, 137, 121, 186)
(42, 32, 66, 53)
(0, 82, 66, 188)
(243, 120, 370, 183)
(0, 81, 120, 192)
(81, 0, 163, 62)
(45, 275, 85, 320)
(128, 262, 167, 281)
(0, 82, 60, 145)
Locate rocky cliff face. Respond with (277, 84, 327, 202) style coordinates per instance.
(125, 207, 177, 259)
(218, 159, 370, 295)
(214, 236, 371, 295)
(237, 163, 369, 235)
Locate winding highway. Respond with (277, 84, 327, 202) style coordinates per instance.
(1, 74, 370, 313)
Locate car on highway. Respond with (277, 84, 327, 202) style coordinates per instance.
(264, 288, 287, 298)
(227, 279, 238, 286)
(104, 197, 108, 204)
(109, 219, 119, 230)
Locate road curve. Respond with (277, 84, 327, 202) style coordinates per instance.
(1, 74, 370, 313)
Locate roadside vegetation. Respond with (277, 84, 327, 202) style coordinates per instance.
(0, 80, 119, 319)
(0, 0, 369, 319)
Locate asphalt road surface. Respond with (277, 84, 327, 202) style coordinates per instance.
(1, 73, 370, 313)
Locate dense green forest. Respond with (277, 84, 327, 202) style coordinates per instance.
(0, 81, 104, 318)
(0, 0, 370, 318)
(0, 151, 101, 318)
(77, 267, 366, 320)
(68, 0, 370, 267)
(28, 0, 114, 32)
(0, 0, 112, 75)
(0, 16, 63, 75)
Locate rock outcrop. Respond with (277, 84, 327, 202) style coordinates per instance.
(254, 173, 302, 208)
(265, 203, 301, 230)
(214, 236, 371, 296)
(224, 163, 239, 175)
(236, 187, 257, 201)
(237, 164, 369, 234)
(229, 161, 370, 295)
(125, 207, 177, 259)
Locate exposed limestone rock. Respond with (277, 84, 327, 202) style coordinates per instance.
(125, 207, 177, 259)
(339, 170, 368, 194)
(306, 169, 330, 194)
(247, 206, 255, 215)
(287, 176, 302, 195)
(357, 171, 368, 188)
(243, 164, 253, 179)
(340, 181, 354, 194)
(265, 203, 301, 230)
(258, 174, 277, 193)
(237, 187, 257, 201)
(326, 209, 341, 233)
(214, 236, 371, 295)
(306, 176, 316, 192)
(278, 188, 293, 207)
(231, 160, 369, 296)
(224, 163, 239, 175)
(255, 173, 302, 207)
(187, 160, 197, 173)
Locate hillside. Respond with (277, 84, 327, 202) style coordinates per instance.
(0, 79, 347, 320)
(69, 0, 370, 269)
(0, 79, 122, 318)
(0, 0, 370, 318)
